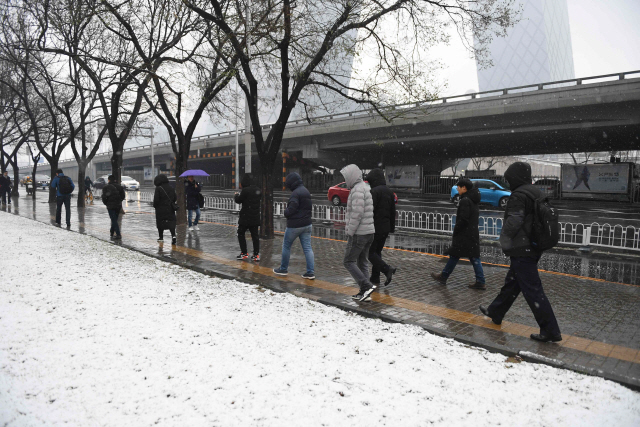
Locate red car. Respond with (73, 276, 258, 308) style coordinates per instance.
(328, 182, 397, 206)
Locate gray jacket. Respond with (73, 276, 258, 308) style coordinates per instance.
(341, 164, 375, 236)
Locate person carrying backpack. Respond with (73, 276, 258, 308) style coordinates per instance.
(50, 168, 75, 227)
(102, 175, 126, 240)
(234, 174, 261, 261)
(479, 162, 562, 343)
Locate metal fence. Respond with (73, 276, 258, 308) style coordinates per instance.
(131, 192, 640, 252)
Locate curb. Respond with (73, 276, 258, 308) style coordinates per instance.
(7, 210, 640, 392)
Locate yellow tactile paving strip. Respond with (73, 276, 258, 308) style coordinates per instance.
(42, 207, 640, 366)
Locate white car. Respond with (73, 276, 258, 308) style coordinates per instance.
(120, 176, 140, 191)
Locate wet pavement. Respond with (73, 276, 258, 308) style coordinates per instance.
(2, 192, 640, 390)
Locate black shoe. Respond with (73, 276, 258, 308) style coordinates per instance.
(384, 267, 397, 286)
(430, 272, 447, 285)
(530, 333, 562, 343)
(352, 291, 365, 300)
(171, 237, 177, 245)
(468, 282, 486, 290)
(359, 284, 377, 302)
(236, 253, 249, 260)
(157, 238, 164, 243)
(113, 235, 122, 240)
(479, 305, 502, 325)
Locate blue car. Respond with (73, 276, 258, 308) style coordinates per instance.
(451, 179, 511, 209)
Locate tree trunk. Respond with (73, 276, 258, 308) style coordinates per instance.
(10, 155, 19, 197)
(260, 167, 274, 239)
(48, 162, 58, 203)
(77, 161, 87, 208)
(31, 162, 38, 200)
(174, 152, 187, 225)
(110, 153, 122, 183)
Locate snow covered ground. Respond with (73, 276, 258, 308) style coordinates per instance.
(0, 212, 639, 427)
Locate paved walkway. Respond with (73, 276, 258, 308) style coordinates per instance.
(2, 192, 640, 390)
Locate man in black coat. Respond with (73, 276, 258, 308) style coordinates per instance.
(273, 172, 315, 279)
(480, 162, 562, 343)
(365, 168, 397, 286)
(431, 178, 486, 289)
(102, 175, 126, 239)
(185, 176, 202, 232)
(153, 174, 177, 244)
(234, 174, 261, 261)
(0, 171, 11, 205)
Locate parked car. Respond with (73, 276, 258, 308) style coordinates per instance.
(33, 174, 51, 190)
(327, 182, 397, 206)
(450, 179, 511, 209)
(534, 178, 561, 198)
(93, 175, 109, 190)
(121, 175, 140, 191)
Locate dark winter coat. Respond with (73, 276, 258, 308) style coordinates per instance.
(102, 182, 126, 211)
(185, 180, 202, 210)
(85, 177, 93, 189)
(234, 174, 261, 227)
(499, 162, 541, 258)
(365, 168, 396, 234)
(0, 175, 11, 194)
(283, 172, 312, 228)
(153, 174, 177, 229)
(449, 186, 481, 259)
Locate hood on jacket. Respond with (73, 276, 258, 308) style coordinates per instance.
(340, 164, 363, 189)
(241, 174, 253, 188)
(365, 168, 386, 188)
(463, 187, 481, 204)
(154, 174, 169, 186)
(285, 172, 303, 191)
(504, 162, 532, 190)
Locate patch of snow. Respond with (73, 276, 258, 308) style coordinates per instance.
(0, 212, 639, 426)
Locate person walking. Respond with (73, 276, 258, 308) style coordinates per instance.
(84, 176, 93, 195)
(185, 176, 202, 232)
(431, 178, 486, 289)
(50, 169, 75, 227)
(153, 174, 177, 245)
(365, 168, 397, 287)
(101, 175, 126, 240)
(0, 171, 12, 205)
(341, 164, 376, 302)
(234, 174, 261, 261)
(273, 172, 315, 279)
(479, 162, 562, 343)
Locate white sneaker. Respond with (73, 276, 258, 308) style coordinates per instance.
(188, 226, 194, 231)
(194, 225, 200, 231)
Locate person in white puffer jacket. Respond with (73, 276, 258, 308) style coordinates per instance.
(340, 164, 376, 302)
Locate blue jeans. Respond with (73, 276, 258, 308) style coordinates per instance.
(442, 256, 485, 284)
(56, 194, 71, 225)
(279, 225, 314, 274)
(188, 207, 201, 227)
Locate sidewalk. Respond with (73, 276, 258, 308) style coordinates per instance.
(3, 192, 640, 390)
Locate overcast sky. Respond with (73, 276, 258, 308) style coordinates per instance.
(440, 0, 640, 96)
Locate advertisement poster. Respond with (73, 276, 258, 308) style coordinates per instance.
(143, 167, 159, 181)
(561, 163, 630, 194)
(385, 165, 422, 188)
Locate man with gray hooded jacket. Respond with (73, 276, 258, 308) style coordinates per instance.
(341, 164, 376, 302)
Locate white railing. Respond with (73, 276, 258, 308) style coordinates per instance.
(133, 193, 640, 252)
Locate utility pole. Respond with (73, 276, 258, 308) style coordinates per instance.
(150, 125, 155, 180)
(235, 81, 240, 189)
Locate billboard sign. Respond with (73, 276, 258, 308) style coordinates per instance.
(143, 167, 159, 181)
(385, 165, 421, 188)
(561, 163, 631, 194)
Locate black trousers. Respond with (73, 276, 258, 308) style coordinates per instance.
(368, 232, 390, 284)
(238, 224, 259, 255)
(1, 190, 9, 204)
(488, 256, 561, 336)
(56, 194, 71, 226)
(108, 209, 121, 237)
(158, 227, 175, 239)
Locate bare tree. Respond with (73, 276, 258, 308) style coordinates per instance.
(569, 152, 594, 165)
(185, 0, 519, 237)
(469, 156, 507, 171)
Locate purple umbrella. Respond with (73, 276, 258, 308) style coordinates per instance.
(179, 169, 210, 177)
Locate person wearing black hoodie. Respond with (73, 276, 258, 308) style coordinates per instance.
(234, 174, 261, 261)
(480, 162, 562, 343)
(153, 174, 177, 245)
(101, 175, 126, 239)
(431, 178, 485, 289)
(185, 176, 202, 231)
(365, 168, 397, 287)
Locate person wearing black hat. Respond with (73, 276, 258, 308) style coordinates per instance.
(431, 178, 485, 289)
(234, 174, 261, 261)
(479, 162, 562, 343)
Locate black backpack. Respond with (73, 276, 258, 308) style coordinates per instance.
(516, 188, 560, 251)
(102, 185, 112, 205)
(58, 176, 73, 195)
(197, 192, 205, 208)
